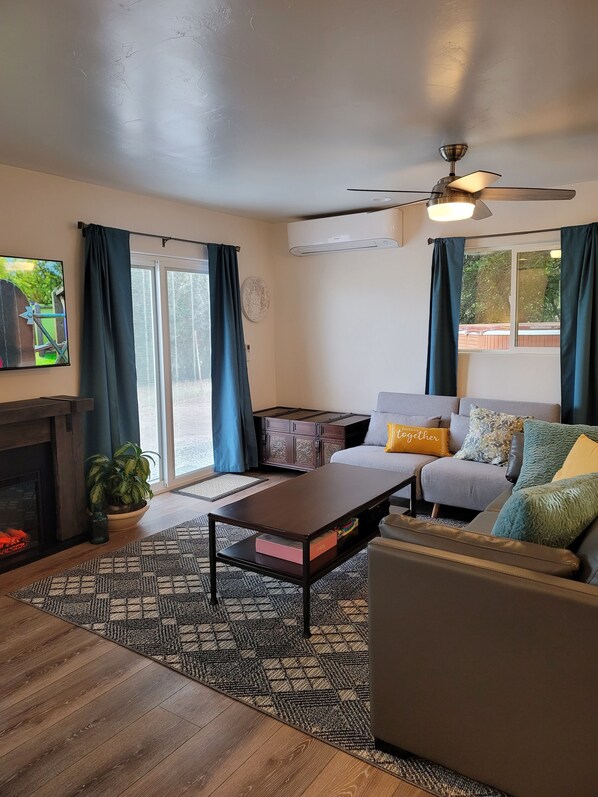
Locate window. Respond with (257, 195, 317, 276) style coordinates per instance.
(459, 245, 561, 351)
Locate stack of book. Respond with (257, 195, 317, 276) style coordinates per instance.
(334, 517, 359, 541)
(255, 529, 337, 563)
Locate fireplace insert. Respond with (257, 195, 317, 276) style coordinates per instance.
(0, 443, 57, 572)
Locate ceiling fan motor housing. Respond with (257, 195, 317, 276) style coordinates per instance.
(427, 175, 476, 212)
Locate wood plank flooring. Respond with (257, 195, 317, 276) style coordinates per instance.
(0, 472, 431, 797)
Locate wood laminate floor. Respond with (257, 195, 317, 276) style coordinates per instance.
(0, 471, 430, 797)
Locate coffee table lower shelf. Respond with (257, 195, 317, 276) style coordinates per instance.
(216, 529, 377, 584)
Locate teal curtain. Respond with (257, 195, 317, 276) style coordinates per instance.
(80, 224, 140, 458)
(208, 244, 258, 472)
(425, 237, 465, 396)
(561, 223, 598, 424)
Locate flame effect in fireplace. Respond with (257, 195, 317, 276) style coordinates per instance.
(0, 528, 31, 555)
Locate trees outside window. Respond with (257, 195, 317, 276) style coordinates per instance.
(459, 246, 561, 351)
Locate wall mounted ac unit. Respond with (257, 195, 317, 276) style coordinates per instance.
(287, 207, 402, 256)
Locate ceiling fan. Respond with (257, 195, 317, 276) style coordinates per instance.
(348, 143, 576, 222)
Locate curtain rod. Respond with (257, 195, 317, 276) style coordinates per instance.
(427, 226, 561, 245)
(77, 221, 240, 252)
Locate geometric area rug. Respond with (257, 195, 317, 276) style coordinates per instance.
(11, 515, 505, 797)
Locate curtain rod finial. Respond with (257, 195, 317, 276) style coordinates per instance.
(427, 238, 435, 245)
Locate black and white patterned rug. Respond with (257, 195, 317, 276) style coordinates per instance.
(11, 515, 503, 797)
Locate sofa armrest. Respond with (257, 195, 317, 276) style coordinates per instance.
(379, 512, 579, 577)
(368, 537, 598, 797)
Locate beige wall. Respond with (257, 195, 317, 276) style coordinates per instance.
(272, 179, 598, 414)
(3, 162, 596, 420)
(0, 164, 277, 410)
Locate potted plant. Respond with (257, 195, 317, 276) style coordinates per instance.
(86, 442, 158, 533)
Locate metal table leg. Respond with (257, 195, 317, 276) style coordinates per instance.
(209, 515, 218, 605)
(302, 538, 311, 638)
(409, 476, 417, 517)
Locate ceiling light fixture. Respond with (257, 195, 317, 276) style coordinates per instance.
(426, 194, 476, 221)
(426, 170, 476, 222)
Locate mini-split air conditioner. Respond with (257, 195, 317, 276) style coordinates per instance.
(287, 207, 403, 256)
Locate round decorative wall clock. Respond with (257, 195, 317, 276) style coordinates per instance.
(241, 276, 270, 322)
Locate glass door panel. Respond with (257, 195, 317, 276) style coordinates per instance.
(131, 266, 162, 482)
(131, 255, 212, 488)
(167, 269, 213, 478)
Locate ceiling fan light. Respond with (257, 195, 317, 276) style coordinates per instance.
(427, 196, 475, 222)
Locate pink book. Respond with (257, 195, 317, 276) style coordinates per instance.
(255, 530, 337, 563)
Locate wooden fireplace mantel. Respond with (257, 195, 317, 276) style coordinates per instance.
(0, 396, 93, 541)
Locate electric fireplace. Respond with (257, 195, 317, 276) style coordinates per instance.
(0, 443, 57, 569)
(0, 396, 92, 573)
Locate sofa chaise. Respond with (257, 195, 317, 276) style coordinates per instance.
(330, 391, 560, 511)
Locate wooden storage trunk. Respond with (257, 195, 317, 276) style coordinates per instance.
(253, 407, 370, 471)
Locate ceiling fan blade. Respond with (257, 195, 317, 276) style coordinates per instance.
(478, 187, 576, 201)
(341, 198, 430, 214)
(393, 197, 431, 208)
(347, 188, 439, 195)
(448, 171, 501, 193)
(472, 200, 493, 220)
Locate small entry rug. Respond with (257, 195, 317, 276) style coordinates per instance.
(11, 516, 503, 797)
(173, 473, 267, 501)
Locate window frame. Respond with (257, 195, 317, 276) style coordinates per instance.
(459, 240, 561, 355)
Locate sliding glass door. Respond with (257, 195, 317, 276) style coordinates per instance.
(131, 254, 213, 488)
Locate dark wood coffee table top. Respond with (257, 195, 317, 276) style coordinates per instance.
(208, 463, 412, 541)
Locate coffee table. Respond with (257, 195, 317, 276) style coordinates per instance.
(208, 463, 416, 637)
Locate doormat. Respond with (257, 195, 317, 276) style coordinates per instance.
(173, 473, 267, 502)
(11, 514, 503, 797)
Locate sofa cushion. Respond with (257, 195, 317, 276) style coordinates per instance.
(458, 396, 560, 422)
(363, 411, 440, 447)
(492, 473, 598, 548)
(385, 424, 450, 457)
(449, 413, 470, 454)
(515, 420, 598, 491)
(466, 486, 513, 534)
(465, 510, 497, 536)
(329, 445, 435, 499)
(421, 456, 510, 511)
(552, 434, 598, 481)
(454, 405, 527, 466)
(376, 392, 458, 426)
(379, 513, 579, 578)
(482, 486, 513, 514)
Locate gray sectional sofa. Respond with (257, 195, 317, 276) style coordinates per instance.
(368, 468, 598, 797)
(330, 391, 560, 511)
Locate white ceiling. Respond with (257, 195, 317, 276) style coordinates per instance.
(2, 0, 598, 221)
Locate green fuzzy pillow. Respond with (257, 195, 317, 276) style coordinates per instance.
(514, 419, 598, 491)
(492, 473, 598, 548)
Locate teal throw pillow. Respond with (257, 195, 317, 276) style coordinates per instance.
(514, 419, 598, 491)
(492, 473, 598, 548)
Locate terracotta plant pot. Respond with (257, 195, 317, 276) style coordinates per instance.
(106, 500, 149, 533)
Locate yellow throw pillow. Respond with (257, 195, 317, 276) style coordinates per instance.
(552, 434, 598, 481)
(385, 424, 451, 457)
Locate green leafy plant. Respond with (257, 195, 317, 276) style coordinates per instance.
(86, 442, 158, 513)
